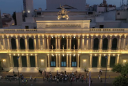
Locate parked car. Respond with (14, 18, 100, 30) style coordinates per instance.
(5, 75, 18, 80)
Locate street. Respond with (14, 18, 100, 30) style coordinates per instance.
(0, 78, 114, 86)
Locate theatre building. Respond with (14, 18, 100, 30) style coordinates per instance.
(0, 0, 128, 72)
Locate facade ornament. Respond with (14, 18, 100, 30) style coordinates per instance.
(57, 6, 69, 20)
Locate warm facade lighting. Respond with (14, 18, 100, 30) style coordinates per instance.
(83, 60, 86, 62)
(3, 59, 6, 61)
(41, 59, 44, 62)
(123, 60, 126, 63)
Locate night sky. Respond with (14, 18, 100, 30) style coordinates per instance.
(0, 0, 126, 14)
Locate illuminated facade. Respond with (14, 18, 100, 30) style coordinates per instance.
(0, 0, 128, 72)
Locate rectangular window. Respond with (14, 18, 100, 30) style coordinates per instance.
(30, 56, 35, 67)
(110, 56, 116, 67)
(99, 25, 104, 28)
(101, 56, 107, 67)
(21, 56, 27, 67)
(61, 56, 66, 67)
(25, 26, 29, 29)
(50, 56, 56, 67)
(92, 56, 98, 67)
(13, 56, 19, 67)
(71, 55, 77, 67)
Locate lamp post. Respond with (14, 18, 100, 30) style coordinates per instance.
(17, 57, 20, 86)
(104, 56, 108, 86)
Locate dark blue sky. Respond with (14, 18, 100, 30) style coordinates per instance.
(0, 0, 126, 14)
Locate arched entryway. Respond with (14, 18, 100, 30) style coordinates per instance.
(50, 37, 55, 49)
(29, 38, 34, 49)
(102, 38, 108, 50)
(71, 37, 77, 49)
(93, 38, 99, 50)
(20, 38, 25, 49)
(61, 37, 66, 49)
(112, 38, 117, 50)
(11, 38, 17, 49)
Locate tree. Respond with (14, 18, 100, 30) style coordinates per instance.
(113, 76, 128, 86)
(113, 63, 128, 86)
(112, 64, 122, 73)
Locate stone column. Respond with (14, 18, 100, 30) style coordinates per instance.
(82, 35, 85, 49)
(16, 36, 19, 50)
(99, 35, 103, 50)
(18, 55, 22, 67)
(7, 36, 10, 50)
(34, 36, 37, 50)
(2, 35, 5, 50)
(35, 54, 38, 67)
(38, 36, 41, 50)
(90, 54, 92, 68)
(58, 36, 60, 49)
(56, 54, 58, 67)
(98, 54, 101, 68)
(77, 36, 80, 49)
(77, 54, 79, 67)
(69, 54, 71, 67)
(91, 35, 93, 49)
(59, 54, 61, 67)
(86, 36, 89, 50)
(9, 55, 13, 67)
(66, 36, 68, 49)
(42, 36, 45, 49)
(123, 35, 126, 50)
(69, 36, 71, 49)
(47, 54, 50, 67)
(55, 36, 58, 49)
(47, 36, 49, 49)
(116, 54, 120, 64)
(118, 35, 121, 50)
(26, 55, 30, 67)
(108, 36, 112, 50)
(66, 54, 68, 67)
(107, 54, 110, 68)
(25, 36, 28, 50)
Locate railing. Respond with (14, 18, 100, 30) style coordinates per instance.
(0, 49, 124, 54)
(0, 28, 127, 34)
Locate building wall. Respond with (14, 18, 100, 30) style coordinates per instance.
(46, 0, 86, 11)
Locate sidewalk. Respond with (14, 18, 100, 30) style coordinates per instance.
(0, 72, 120, 78)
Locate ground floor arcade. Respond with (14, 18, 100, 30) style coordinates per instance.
(0, 53, 128, 72)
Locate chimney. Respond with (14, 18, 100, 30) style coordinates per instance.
(0, 10, 3, 28)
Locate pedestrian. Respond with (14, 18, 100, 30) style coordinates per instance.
(101, 78, 102, 83)
(98, 75, 100, 80)
(86, 78, 88, 83)
(91, 79, 92, 84)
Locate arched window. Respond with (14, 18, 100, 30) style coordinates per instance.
(29, 38, 34, 49)
(11, 38, 17, 49)
(61, 37, 66, 49)
(102, 38, 108, 50)
(93, 38, 99, 50)
(112, 38, 117, 50)
(71, 37, 77, 49)
(50, 37, 55, 49)
(20, 38, 25, 49)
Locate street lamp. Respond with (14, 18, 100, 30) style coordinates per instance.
(104, 56, 108, 86)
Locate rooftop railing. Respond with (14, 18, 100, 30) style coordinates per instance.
(0, 28, 127, 34)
